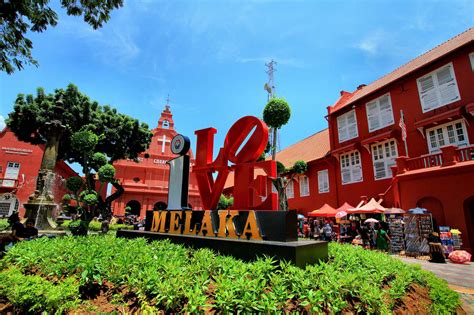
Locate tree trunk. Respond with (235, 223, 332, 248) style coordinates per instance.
(274, 178, 287, 211)
(272, 127, 278, 161)
(97, 180, 124, 220)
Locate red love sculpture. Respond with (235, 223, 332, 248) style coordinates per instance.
(193, 116, 278, 210)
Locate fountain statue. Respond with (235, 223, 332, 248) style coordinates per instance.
(24, 98, 66, 230)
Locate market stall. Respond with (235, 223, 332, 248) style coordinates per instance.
(384, 208, 406, 254)
(404, 208, 433, 257)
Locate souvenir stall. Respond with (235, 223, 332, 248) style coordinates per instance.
(404, 208, 433, 257)
(384, 208, 406, 254)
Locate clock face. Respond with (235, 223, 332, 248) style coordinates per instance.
(171, 134, 190, 155)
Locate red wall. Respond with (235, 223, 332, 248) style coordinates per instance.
(0, 128, 78, 217)
(395, 163, 474, 253)
(288, 158, 338, 215)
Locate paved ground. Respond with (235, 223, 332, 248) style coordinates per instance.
(396, 256, 474, 314)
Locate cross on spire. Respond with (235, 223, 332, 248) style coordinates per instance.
(165, 94, 170, 111)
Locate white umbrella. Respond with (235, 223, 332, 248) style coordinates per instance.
(364, 218, 379, 224)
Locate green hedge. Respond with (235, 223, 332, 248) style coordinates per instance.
(60, 220, 134, 231)
(0, 236, 460, 314)
(0, 219, 9, 231)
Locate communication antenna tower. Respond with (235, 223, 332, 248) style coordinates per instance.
(264, 59, 277, 101)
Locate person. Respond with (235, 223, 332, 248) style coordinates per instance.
(309, 219, 315, 239)
(23, 219, 38, 239)
(322, 222, 332, 241)
(359, 225, 370, 248)
(427, 232, 446, 263)
(375, 222, 391, 251)
(313, 221, 321, 240)
(0, 213, 26, 253)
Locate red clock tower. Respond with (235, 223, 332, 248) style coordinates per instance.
(111, 105, 203, 218)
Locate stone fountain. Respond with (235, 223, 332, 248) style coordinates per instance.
(24, 98, 66, 230)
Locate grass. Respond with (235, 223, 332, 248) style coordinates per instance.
(0, 235, 461, 314)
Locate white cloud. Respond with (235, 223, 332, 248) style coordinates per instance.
(0, 115, 5, 131)
(356, 32, 385, 55)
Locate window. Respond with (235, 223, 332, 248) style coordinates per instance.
(337, 110, 358, 143)
(340, 151, 363, 184)
(286, 181, 294, 199)
(425, 119, 469, 153)
(318, 169, 329, 193)
(366, 94, 394, 132)
(162, 120, 170, 129)
(371, 139, 398, 180)
(470, 53, 474, 72)
(299, 176, 309, 197)
(2, 162, 20, 187)
(417, 63, 460, 112)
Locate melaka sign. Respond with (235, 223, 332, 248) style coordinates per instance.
(148, 116, 280, 241)
(121, 116, 326, 267)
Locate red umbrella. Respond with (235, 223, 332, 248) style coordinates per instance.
(448, 250, 472, 264)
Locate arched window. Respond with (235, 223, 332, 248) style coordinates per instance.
(154, 201, 167, 211)
(125, 200, 141, 216)
(162, 120, 170, 129)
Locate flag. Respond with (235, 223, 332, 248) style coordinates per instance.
(399, 115, 407, 141)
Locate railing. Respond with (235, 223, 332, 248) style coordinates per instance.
(406, 153, 443, 170)
(0, 178, 18, 189)
(397, 144, 474, 174)
(456, 145, 474, 162)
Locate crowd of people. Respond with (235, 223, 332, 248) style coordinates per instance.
(299, 218, 392, 251)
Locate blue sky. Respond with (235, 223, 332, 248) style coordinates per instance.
(1, 0, 473, 160)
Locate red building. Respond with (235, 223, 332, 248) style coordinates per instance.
(111, 105, 203, 217)
(0, 128, 77, 218)
(225, 28, 474, 253)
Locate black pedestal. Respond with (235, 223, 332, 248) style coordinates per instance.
(116, 230, 328, 268)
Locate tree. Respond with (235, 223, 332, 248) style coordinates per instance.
(7, 84, 152, 225)
(262, 98, 291, 161)
(0, 0, 123, 74)
(262, 97, 294, 210)
(273, 160, 308, 211)
(217, 194, 234, 210)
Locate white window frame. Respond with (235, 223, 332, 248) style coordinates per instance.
(2, 162, 20, 187)
(340, 150, 363, 185)
(299, 175, 309, 197)
(337, 109, 359, 143)
(317, 169, 329, 193)
(366, 93, 395, 132)
(371, 139, 398, 180)
(416, 62, 461, 113)
(286, 181, 294, 199)
(425, 119, 470, 153)
(162, 120, 170, 129)
(470, 52, 474, 72)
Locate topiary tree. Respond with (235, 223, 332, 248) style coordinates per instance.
(263, 98, 291, 161)
(262, 97, 294, 210)
(7, 85, 152, 230)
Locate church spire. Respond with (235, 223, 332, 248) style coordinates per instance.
(158, 95, 174, 129)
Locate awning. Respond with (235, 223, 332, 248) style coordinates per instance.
(308, 203, 338, 217)
(337, 202, 355, 212)
(348, 198, 386, 214)
(414, 107, 462, 130)
(384, 207, 406, 215)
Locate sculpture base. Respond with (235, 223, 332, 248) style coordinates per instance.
(116, 230, 328, 268)
(24, 199, 57, 230)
